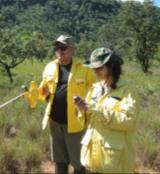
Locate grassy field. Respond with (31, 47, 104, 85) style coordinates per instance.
(0, 59, 160, 173)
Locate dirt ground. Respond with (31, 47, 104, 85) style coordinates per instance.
(40, 160, 74, 173)
(40, 161, 54, 173)
(40, 160, 158, 174)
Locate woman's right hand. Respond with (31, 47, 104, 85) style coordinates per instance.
(73, 96, 89, 112)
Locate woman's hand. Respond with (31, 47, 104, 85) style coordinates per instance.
(73, 96, 89, 112)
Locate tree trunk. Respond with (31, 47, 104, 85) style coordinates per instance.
(5, 65, 13, 83)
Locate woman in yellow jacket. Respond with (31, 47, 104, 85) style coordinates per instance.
(74, 48, 137, 173)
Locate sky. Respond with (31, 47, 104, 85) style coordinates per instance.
(119, 0, 160, 7)
(155, 0, 160, 7)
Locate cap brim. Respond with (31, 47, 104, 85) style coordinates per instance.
(83, 55, 111, 69)
(83, 60, 92, 68)
(83, 63, 103, 68)
(53, 40, 67, 46)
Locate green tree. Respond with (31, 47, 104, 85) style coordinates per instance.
(118, 1, 160, 73)
(0, 26, 48, 83)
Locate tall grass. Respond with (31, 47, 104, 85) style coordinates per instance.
(0, 59, 160, 173)
(0, 59, 50, 173)
(123, 60, 160, 172)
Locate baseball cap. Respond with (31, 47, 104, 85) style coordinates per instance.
(53, 35, 74, 46)
(84, 48, 113, 68)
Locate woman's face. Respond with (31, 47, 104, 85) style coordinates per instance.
(93, 65, 110, 81)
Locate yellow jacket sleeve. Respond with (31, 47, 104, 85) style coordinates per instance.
(90, 93, 137, 131)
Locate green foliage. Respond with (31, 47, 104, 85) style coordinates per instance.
(123, 60, 160, 172)
(0, 0, 121, 41)
(0, 60, 49, 173)
(0, 24, 49, 82)
(118, 1, 160, 73)
(75, 37, 97, 59)
(0, 0, 160, 74)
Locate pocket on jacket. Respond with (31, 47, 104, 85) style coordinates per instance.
(75, 79, 85, 87)
(74, 78, 86, 95)
(75, 78, 85, 84)
(102, 143, 123, 172)
(81, 139, 123, 173)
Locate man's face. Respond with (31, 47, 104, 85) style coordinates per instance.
(54, 43, 75, 65)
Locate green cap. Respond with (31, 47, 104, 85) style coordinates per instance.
(84, 48, 113, 68)
(53, 35, 74, 46)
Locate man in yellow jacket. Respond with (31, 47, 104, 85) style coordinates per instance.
(38, 35, 95, 174)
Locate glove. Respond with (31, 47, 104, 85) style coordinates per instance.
(24, 81, 39, 108)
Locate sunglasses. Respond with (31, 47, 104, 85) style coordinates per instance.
(54, 45, 69, 51)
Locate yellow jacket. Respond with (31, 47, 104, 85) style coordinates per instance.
(79, 81, 137, 173)
(39, 58, 95, 132)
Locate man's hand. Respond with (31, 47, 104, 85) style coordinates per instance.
(23, 81, 39, 108)
(39, 86, 50, 97)
(38, 80, 50, 101)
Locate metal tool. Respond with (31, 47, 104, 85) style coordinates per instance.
(0, 85, 28, 109)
